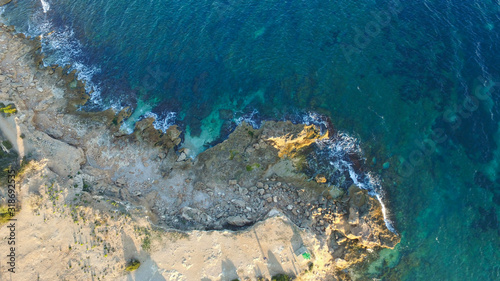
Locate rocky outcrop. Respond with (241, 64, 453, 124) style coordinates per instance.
(31, 130, 86, 177)
(333, 185, 399, 249)
(0, 23, 399, 280)
(266, 123, 329, 158)
(0, 0, 12, 7)
(226, 215, 251, 226)
(128, 117, 181, 149)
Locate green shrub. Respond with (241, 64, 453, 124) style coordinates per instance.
(82, 180, 92, 192)
(229, 150, 239, 160)
(0, 205, 14, 225)
(271, 274, 292, 281)
(141, 236, 151, 251)
(125, 259, 141, 272)
(2, 140, 13, 150)
(0, 103, 17, 116)
(246, 163, 261, 171)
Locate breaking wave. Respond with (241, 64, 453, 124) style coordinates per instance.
(144, 111, 177, 133)
(19, 4, 104, 106)
(313, 131, 397, 234)
(234, 109, 261, 129)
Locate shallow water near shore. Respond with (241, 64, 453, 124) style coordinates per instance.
(2, 0, 500, 279)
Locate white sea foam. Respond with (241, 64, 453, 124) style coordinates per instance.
(234, 109, 260, 129)
(40, 0, 50, 13)
(318, 135, 397, 234)
(26, 7, 104, 107)
(144, 111, 177, 132)
(302, 111, 329, 131)
(346, 162, 396, 233)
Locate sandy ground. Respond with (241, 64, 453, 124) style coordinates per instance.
(0, 180, 320, 281)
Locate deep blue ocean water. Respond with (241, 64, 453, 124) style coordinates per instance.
(2, 0, 500, 279)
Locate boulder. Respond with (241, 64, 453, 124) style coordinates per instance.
(226, 216, 251, 226)
(180, 207, 202, 221)
(348, 207, 359, 225)
(176, 151, 187, 162)
(115, 178, 127, 187)
(34, 131, 85, 177)
(232, 199, 246, 208)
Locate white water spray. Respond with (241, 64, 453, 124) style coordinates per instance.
(376, 194, 396, 233)
(234, 109, 260, 129)
(144, 111, 177, 133)
(317, 132, 397, 234)
(343, 159, 396, 233)
(40, 0, 50, 13)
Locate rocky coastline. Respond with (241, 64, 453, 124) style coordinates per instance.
(0, 23, 398, 280)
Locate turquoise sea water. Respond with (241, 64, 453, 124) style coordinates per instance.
(2, 0, 500, 279)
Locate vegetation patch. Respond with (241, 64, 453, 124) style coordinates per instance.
(125, 259, 141, 272)
(82, 180, 92, 192)
(229, 150, 239, 160)
(246, 163, 261, 171)
(141, 236, 151, 251)
(2, 140, 13, 150)
(0, 103, 17, 116)
(15, 157, 31, 178)
(271, 274, 293, 281)
(0, 205, 14, 226)
(164, 231, 189, 241)
(0, 146, 18, 180)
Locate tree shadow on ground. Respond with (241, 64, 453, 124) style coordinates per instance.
(121, 231, 166, 281)
(267, 250, 285, 275)
(221, 259, 238, 280)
